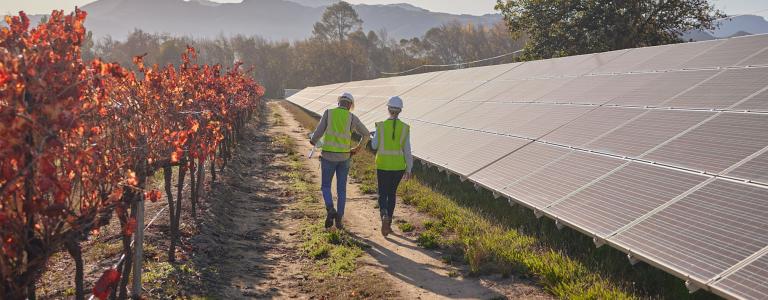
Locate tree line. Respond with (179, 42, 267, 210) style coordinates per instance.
(81, 1, 525, 98)
(81, 0, 722, 97)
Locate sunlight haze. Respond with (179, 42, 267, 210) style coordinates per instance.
(2, 0, 767, 17)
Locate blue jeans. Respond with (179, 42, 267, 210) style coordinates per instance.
(320, 157, 350, 217)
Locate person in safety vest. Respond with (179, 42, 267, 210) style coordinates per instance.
(371, 96, 413, 237)
(310, 92, 370, 229)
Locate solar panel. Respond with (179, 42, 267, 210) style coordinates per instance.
(612, 179, 768, 283)
(681, 34, 768, 69)
(712, 252, 768, 300)
(547, 162, 709, 237)
(503, 151, 625, 208)
(631, 39, 723, 72)
(608, 70, 718, 107)
(446, 102, 529, 129)
(541, 107, 645, 147)
(732, 85, 768, 112)
(407, 120, 456, 157)
(568, 49, 630, 73)
(426, 130, 529, 175)
(578, 74, 662, 104)
(289, 34, 768, 298)
(727, 151, 768, 184)
(741, 46, 768, 66)
(401, 81, 490, 101)
(480, 104, 561, 136)
(305, 97, 334, 114)
(470, 142, 569, 189)
(590, 46, 669, 74)
(287, 82, 347, 106)
(643, 113, 768, 174)
(491, 78, 574, 103)
(588, 110, 715, 157)
(504, 105, 594, 139)
(419, 101, 481, 124)
(537, 75, 616, 104)
(455, 79, 524, 102)
(665, 68, 768, 109)
(498, 54, 594, 79)
(432, 63, 517, 83)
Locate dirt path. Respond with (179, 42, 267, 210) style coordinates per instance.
(273, 102, 549, 299)
(189, 106, 309, 298)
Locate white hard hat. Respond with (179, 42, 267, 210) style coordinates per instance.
(387, 96, 403, 109)
(339, 92, 354, 103)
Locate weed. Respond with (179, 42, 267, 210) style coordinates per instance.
(417, 231, 441, 249)
(397, 221, 415, 232)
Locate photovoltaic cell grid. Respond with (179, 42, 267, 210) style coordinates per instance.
(287, 34, 768, 300)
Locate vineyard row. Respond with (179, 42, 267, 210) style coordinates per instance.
(0, 10, 265, 299)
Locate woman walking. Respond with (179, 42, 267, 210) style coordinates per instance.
(371, 96, 413, 237)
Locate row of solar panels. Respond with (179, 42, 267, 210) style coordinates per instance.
(287, 34, 768, 300)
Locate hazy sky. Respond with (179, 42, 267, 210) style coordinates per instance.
(1, 0, 767, 17)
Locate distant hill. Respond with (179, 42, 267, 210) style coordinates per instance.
(283, 0, 338, 8)
(11, 0, 501, 41)
(714, 14, 768, 37)
(682, 14, 768, 41)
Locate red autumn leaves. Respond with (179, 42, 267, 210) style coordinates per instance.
(93, 268, 121, 299)
(0, 8, 263, 298)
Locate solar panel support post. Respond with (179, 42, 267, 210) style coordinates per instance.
(627, 253, 639, 266)
(592, 237, 606, 248)
(459, 176, 468, 182)
(492, 191, 501, 199)
(533, 209, 544, 219)
(555, 220, 564, 230)
(685, 279, 702, 293)
(507, 198, 517, 207)
(473, 183, 481, 191)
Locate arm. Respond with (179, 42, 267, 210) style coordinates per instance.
(351, 115, 370, 149)
(370, 128, 379, 150)
(404, 131, 413, 174)
(310, 110, 329, 145)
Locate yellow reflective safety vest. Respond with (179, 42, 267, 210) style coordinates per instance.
(375, 119, 409, 171)
(321, 108, 353, 153)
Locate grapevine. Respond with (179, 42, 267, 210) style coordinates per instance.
(0, 9, 264, 299)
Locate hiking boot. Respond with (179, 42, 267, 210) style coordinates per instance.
(325, 207, 337, 229)
(381, 215, 391, 237)
(385, 216, 392, 236)
(335, 214, 344, 230)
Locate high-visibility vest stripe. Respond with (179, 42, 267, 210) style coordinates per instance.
(376, 119, 409, 171)
(322, 108, 353, 153)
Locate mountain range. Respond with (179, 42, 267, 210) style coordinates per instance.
(21, 0, 501, 41)
(11, 0, 768, 42)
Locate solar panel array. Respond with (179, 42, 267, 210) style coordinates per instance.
(287, 34, 768, 300)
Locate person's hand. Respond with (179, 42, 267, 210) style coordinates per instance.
(403, 172, 412, 180)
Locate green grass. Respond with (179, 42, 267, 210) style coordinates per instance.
(302, 223, 366, 276)
(281, 100, 721, 300)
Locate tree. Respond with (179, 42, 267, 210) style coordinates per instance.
(312, 1, 363, 42)
(495, 0, 725, 59)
